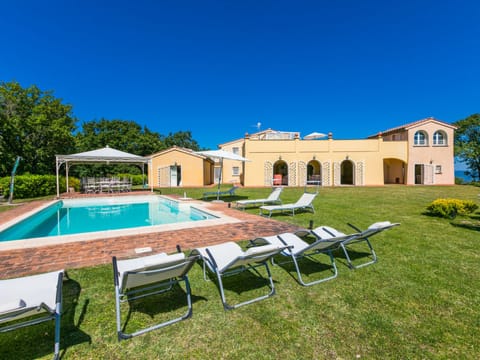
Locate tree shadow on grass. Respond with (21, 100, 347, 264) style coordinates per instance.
(450, 219, 480, 231)
(201, 195, 247, 202)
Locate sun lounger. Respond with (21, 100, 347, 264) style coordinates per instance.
(252, 232, 358, 286)
(0, 270, 64, 360)
(113, 248, 199, 340)
(190, 241, 287, 310)
(202, 186, 239, 200)
(310, 221, 400, 269)
(235, 187, 283, 209)
(259, 192, 317, 217)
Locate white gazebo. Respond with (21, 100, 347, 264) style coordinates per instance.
(55, 146, 151, 197)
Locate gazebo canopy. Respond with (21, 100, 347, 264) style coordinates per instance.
(56, 146, 150, 164)
(55, 146, 151, 197)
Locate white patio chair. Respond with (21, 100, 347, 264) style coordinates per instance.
(235, 187, 283, 210)
(311, 221, 400, 269)
(252, 232, 357, 286)
(113, 249, 199, 340)
(259, 192, 317, 217)
(0, 270, 64, 360)
(190, 241, 287, 310)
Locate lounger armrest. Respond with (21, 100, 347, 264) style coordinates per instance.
(275, 235, 296, 252)
(0, 300, 26, 316)
(0, 302, 55, 323)
(276, 235, 289, 246)
(113, 256, 120, 286)
(205, 248, 219, 270)
(347, 223, 362, 232)
(55, 272, 64, 306)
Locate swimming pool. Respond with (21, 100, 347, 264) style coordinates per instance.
(0, 196, 217, 242)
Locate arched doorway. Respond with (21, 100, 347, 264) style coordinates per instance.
(383, 158, 405, 184)
(307, 160, 322, 184)
(273, 160, 288, 185)
(341, 160, 354, 185)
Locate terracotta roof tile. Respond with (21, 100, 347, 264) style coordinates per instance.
(367, 117, 456, 138)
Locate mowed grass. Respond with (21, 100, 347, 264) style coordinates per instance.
(1, 186, 479, 359)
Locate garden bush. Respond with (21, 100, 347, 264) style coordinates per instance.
(0, 175, 80, 199)
(426, 198, 478, 218)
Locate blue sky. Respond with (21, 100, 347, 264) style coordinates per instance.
(1, 0, 479, 154)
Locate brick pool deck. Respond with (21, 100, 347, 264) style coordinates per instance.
(0, 193, 300, 278)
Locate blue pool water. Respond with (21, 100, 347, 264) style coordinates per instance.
(0, 196, 216, 242)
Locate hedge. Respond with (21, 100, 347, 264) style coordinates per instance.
(0, 173, 148, 200)
(0, 175, 80, 199)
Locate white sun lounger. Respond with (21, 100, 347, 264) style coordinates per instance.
(0, 270, 64, 360)
(190, 242, 288, 310)
(252, 232, 358, 286)
(235, 187, 283, 210)
(259, 192, 317, 217)
(202, 185, 239, 200)
(113, 249, 199, 340)
(311, 221, 400, 269)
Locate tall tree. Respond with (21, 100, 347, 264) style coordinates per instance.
(74, 119, 165, 176)
(164, 130, 201, 151)
(75, 118, 164, 155)
(454, 113, 480, 181)
(0, 81, 76, 176)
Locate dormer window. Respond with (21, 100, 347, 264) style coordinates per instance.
(433, 131, 447, 146)
(414, 131, 428, 146)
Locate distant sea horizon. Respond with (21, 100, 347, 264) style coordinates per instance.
(455, 170, 473, 182)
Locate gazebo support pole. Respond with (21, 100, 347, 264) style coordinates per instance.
(56, 157, 60, 199)
(148, 160, 153, 192)
(66, 162, 69, 195)
(216, 158, 223, 201)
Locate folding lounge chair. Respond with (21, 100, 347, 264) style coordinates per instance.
(252, 232, 358, 286)
(202, 185, 239, 200)
(190, 242, 288, 310)
(113, 248, 199, 340)
(311, 221, 400, 269)
(259, 192, 317, 217)
(235, 187, 283, 210)
(0, 270, 64, 360)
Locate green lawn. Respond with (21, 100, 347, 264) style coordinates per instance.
(1, 186, 479, 359)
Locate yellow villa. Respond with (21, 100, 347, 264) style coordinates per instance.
(148, 146, 214, 187)
(149, 117, 456, 188)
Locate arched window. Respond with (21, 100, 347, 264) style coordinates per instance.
(433, 131, 447, 146)
(414, 131, 428, 146)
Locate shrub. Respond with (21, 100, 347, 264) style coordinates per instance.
(0, 175, 81, 199)
(426, 198, 478, 219)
